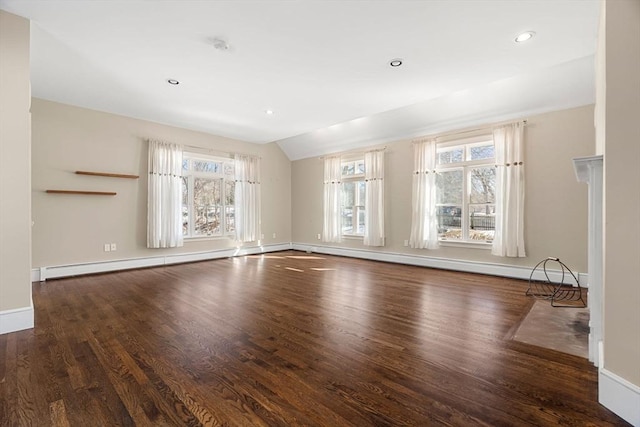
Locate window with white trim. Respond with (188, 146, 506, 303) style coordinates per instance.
(436, 137, 495, 243)
(341, 159, 366, 236)
(182, 153, 235, 238)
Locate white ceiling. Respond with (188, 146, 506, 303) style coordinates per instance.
(0, 0, 600, 160)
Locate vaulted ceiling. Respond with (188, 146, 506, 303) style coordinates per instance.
(0, 0, 600, 159)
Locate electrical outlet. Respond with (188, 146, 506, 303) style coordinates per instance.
(261, 234, 265, 239)
(317, 233, 321, 240)
(104, 243, 110, 252)
(272, 233, 276, 239)
(404, 240, 409, 247)
(110, 243, 117, 251)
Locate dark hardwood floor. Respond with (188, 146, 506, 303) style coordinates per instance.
(0, 251, 629, 426)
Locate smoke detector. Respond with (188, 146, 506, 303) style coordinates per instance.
(212, 38, 230, 51)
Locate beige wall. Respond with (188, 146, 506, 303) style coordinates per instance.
(31, 98, 291, 268)
(602, 0, 640, 386)
(594, 0, 606, 156)
(293, 105, 595, 273)
(0, 11, 32, 313)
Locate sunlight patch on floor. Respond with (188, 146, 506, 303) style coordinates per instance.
(246, 254, 336, 273)
(285, 256, 326, 260)
(246, 255, 285, 259)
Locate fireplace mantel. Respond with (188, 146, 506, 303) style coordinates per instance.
(573, 155, 603, 366)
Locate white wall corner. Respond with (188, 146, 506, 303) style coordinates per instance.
(0, 305, 34, 335)
(599, 367, 640, 426)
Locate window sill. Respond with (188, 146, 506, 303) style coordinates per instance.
(341, 235, 364, 240)
(438, 240, 492, 250)
(184, 235, 234, 242)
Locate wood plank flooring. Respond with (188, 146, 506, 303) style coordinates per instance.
(0, 251, 629, 426)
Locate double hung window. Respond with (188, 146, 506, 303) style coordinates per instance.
(341, 159, 366, 236)
(436, 138, 496, 243)
(181, 154, 235, 238)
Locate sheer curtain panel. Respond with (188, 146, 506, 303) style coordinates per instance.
(409, 139, 439, 249)
(492, 122, 526, 257)
(364, 149, 385, 246)
(235, 154, 261, 243)
(322, 156, 342, 242)
(147, 140, 184, 248)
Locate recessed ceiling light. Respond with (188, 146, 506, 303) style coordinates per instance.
(389, 58, 403, 67)
(515, 31, 535, 43)
(265, 109, 274, 115)
(167, 79, 180, 85)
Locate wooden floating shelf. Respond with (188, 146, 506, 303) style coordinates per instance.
(75, 171, 139, 179)
(46, 190, 117, 196)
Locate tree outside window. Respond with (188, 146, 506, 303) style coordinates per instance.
(182, 154, 235, 238)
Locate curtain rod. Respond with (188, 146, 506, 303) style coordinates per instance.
(318, 146, 387, 160)
(413, 119, 527, 143)
(182, 144, 261, 159)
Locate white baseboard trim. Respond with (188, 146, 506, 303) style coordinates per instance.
(32, 243, 293, 281)
(599, 367, 640, 426)
(292, 243, 588, 284)
(0, 305, 34, 335)
(31, 242, 587, 285)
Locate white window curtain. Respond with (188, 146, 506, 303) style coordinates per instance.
(234, 154, 261, 243)
(364, 149, 385, 246)
(409, 139, 439, 249)
(492, 122, 526, 257)
(147, 139, 184, 248)
(322, 155, 342, 243)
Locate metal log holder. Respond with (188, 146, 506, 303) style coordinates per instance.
(526, 257, 586, 308)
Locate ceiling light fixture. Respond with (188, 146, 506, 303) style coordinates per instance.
(389, 58, 403, 67)
(167, 79, 180, 85)
(265, 109, 274, 115)
(515, 31, 535, 43)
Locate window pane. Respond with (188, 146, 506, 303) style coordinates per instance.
(357, 208, 365, 235)
(194, 178, 221, 205)
(225, 180, 235, 206)
(470, 167, 496, 204)
(194, 206, 220, 235)
(342, 182, 355, 207)
(181, 176, 188, 206)
(225, 206, 235, 234)
(437, 205, 462, 240)
(436, 169, 463, 204)
(437, 148, 463, 165)
(342, 207, 353, 234)
(182, 176, 189, 235)
(469, 205, 495, 241)
(224, 162, 234, 177)
(342, 162, 355, 176)
(224, 179, 235, 234)
(182, 159, 189, 171)
(182, 206, 189, 235)
(342, 180, 365, 235)
(468, 143, 494, 161)
(193, 160, 222, 173)
(194, 178, 221, 235)
(357, 161, 365, 174)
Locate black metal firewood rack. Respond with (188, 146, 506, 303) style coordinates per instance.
(526, 257, 586, 308)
